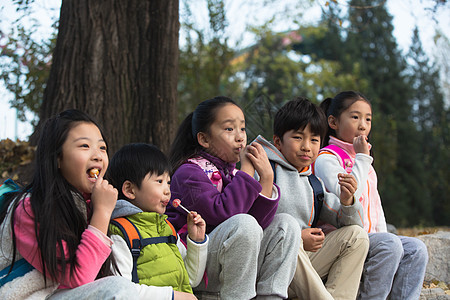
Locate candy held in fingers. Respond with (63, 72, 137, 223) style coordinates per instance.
(172, 199, 190, 214)
(89, 168, 99, 178)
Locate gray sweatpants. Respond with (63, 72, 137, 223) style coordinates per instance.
(194, 213, 301, 300)
(47, 276, 137, 299)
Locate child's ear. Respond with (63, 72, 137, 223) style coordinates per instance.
(328, 115, 338, 130)
(273, 135, 282, 151)
(122, 180, 136, 200)
(197, 132, 210, 149)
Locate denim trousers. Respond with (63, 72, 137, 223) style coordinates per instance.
(357, 232, 428, 300)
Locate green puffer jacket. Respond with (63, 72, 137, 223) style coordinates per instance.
(110, 212, 193, 293)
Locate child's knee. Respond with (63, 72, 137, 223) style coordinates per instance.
(270, 213, 300, 234)
(370, 232, 403, 259)
(341, 225, 370, 248)
(405, 237, 428, 263)
(97, 276, 136, 298)
(226, 214, 263, 241)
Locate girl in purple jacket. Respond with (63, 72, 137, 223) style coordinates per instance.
(166, 96, 301, 299)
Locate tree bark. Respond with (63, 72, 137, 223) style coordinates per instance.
(35, 0, 179, 154)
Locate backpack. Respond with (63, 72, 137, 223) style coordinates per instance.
(110, 217, 178, 283)
(0, 179, 35, 287)
(319, 145, 353, 174)
(269, 161, 324, 228)
(187, 157, 238, 193)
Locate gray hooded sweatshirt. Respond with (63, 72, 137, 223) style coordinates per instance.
(254, 135, 364, 230)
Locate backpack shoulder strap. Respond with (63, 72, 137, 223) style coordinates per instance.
(111, 217, 142, 283)
(139, 220, 178, 247)
(188, 157, 223, 191)
(269, 160, 277, 183)
(0, 258, 34, 287)
(320, 145, 353, 174)
(270, 161, 323, 228)
(0, 179, 35, 286)
(110, 217, 179, 283)
(308, 174, 324, 228)
(0, 179, 20, 208)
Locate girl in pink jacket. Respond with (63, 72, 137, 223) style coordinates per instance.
(0, 110, 137, 299)
(315, 91, 428, 300)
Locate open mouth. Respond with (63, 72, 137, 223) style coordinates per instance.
(87, 168, 101, 178)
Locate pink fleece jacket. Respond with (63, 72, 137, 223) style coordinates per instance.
(13, 196, 113, 289)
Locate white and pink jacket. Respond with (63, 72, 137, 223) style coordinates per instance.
(314, 136, 387, 233)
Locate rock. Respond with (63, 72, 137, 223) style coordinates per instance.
(417, 231, 450, 284)
(419, 288, 450, 300)
(386, 223, 398, 234)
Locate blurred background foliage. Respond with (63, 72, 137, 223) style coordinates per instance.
(0, 0, 449, 227)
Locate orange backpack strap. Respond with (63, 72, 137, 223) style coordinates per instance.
(111, 217, 142, 283)
(165, 219, 177, 237)
(111, 217, 141, 249)
(110, 217, 178, 283)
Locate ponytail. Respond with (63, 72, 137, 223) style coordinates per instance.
(169, 112, 199, 172)
(320, 97, 334, 145)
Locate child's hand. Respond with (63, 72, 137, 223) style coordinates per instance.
(245, 142, 274, 197)
(245, 142, 273, 181)
(301, 228, 324, 252)
(174, 291, 198, 300)
(338, 173, 357, 206)
(239, 146, 255, 177)
(90, 177, 118, 234)
(187, 211, 206, 243)
(353, 135, 370, 155)
(91, 177, 118, 214)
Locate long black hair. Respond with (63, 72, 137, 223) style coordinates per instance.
(320, 91, 371, 145)
(169, 96, 239, 172)
(0, 109, 113, 284)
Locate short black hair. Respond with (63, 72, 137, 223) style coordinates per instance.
(273, 97, 327, 142)
(106, 143, 170, 200)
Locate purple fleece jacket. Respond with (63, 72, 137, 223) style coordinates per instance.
(166, 152, 280, 234)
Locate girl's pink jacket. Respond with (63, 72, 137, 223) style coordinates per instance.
(14, 196, 112, 289)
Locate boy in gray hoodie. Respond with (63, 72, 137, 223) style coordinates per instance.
(255, 97, 369, 300)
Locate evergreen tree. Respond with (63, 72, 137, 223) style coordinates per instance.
(407, 27, 450, 225)
(178, 0, 239, 119)
(345, 0, 419, 226)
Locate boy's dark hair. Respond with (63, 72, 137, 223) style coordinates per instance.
(273, 97, 327, 142)
(107, 143, 170, 201)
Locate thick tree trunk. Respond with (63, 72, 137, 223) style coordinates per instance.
(35, 0, 179, 154)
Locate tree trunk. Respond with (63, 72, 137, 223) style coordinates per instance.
(34, 0, 179, 155)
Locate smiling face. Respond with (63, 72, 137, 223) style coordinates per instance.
(329, 100, 372, 143)
(130, 172, 171, 215)
(274, 124, 321, 172)
(58, 122, 108, 194)
(198, 103, 247, 163)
